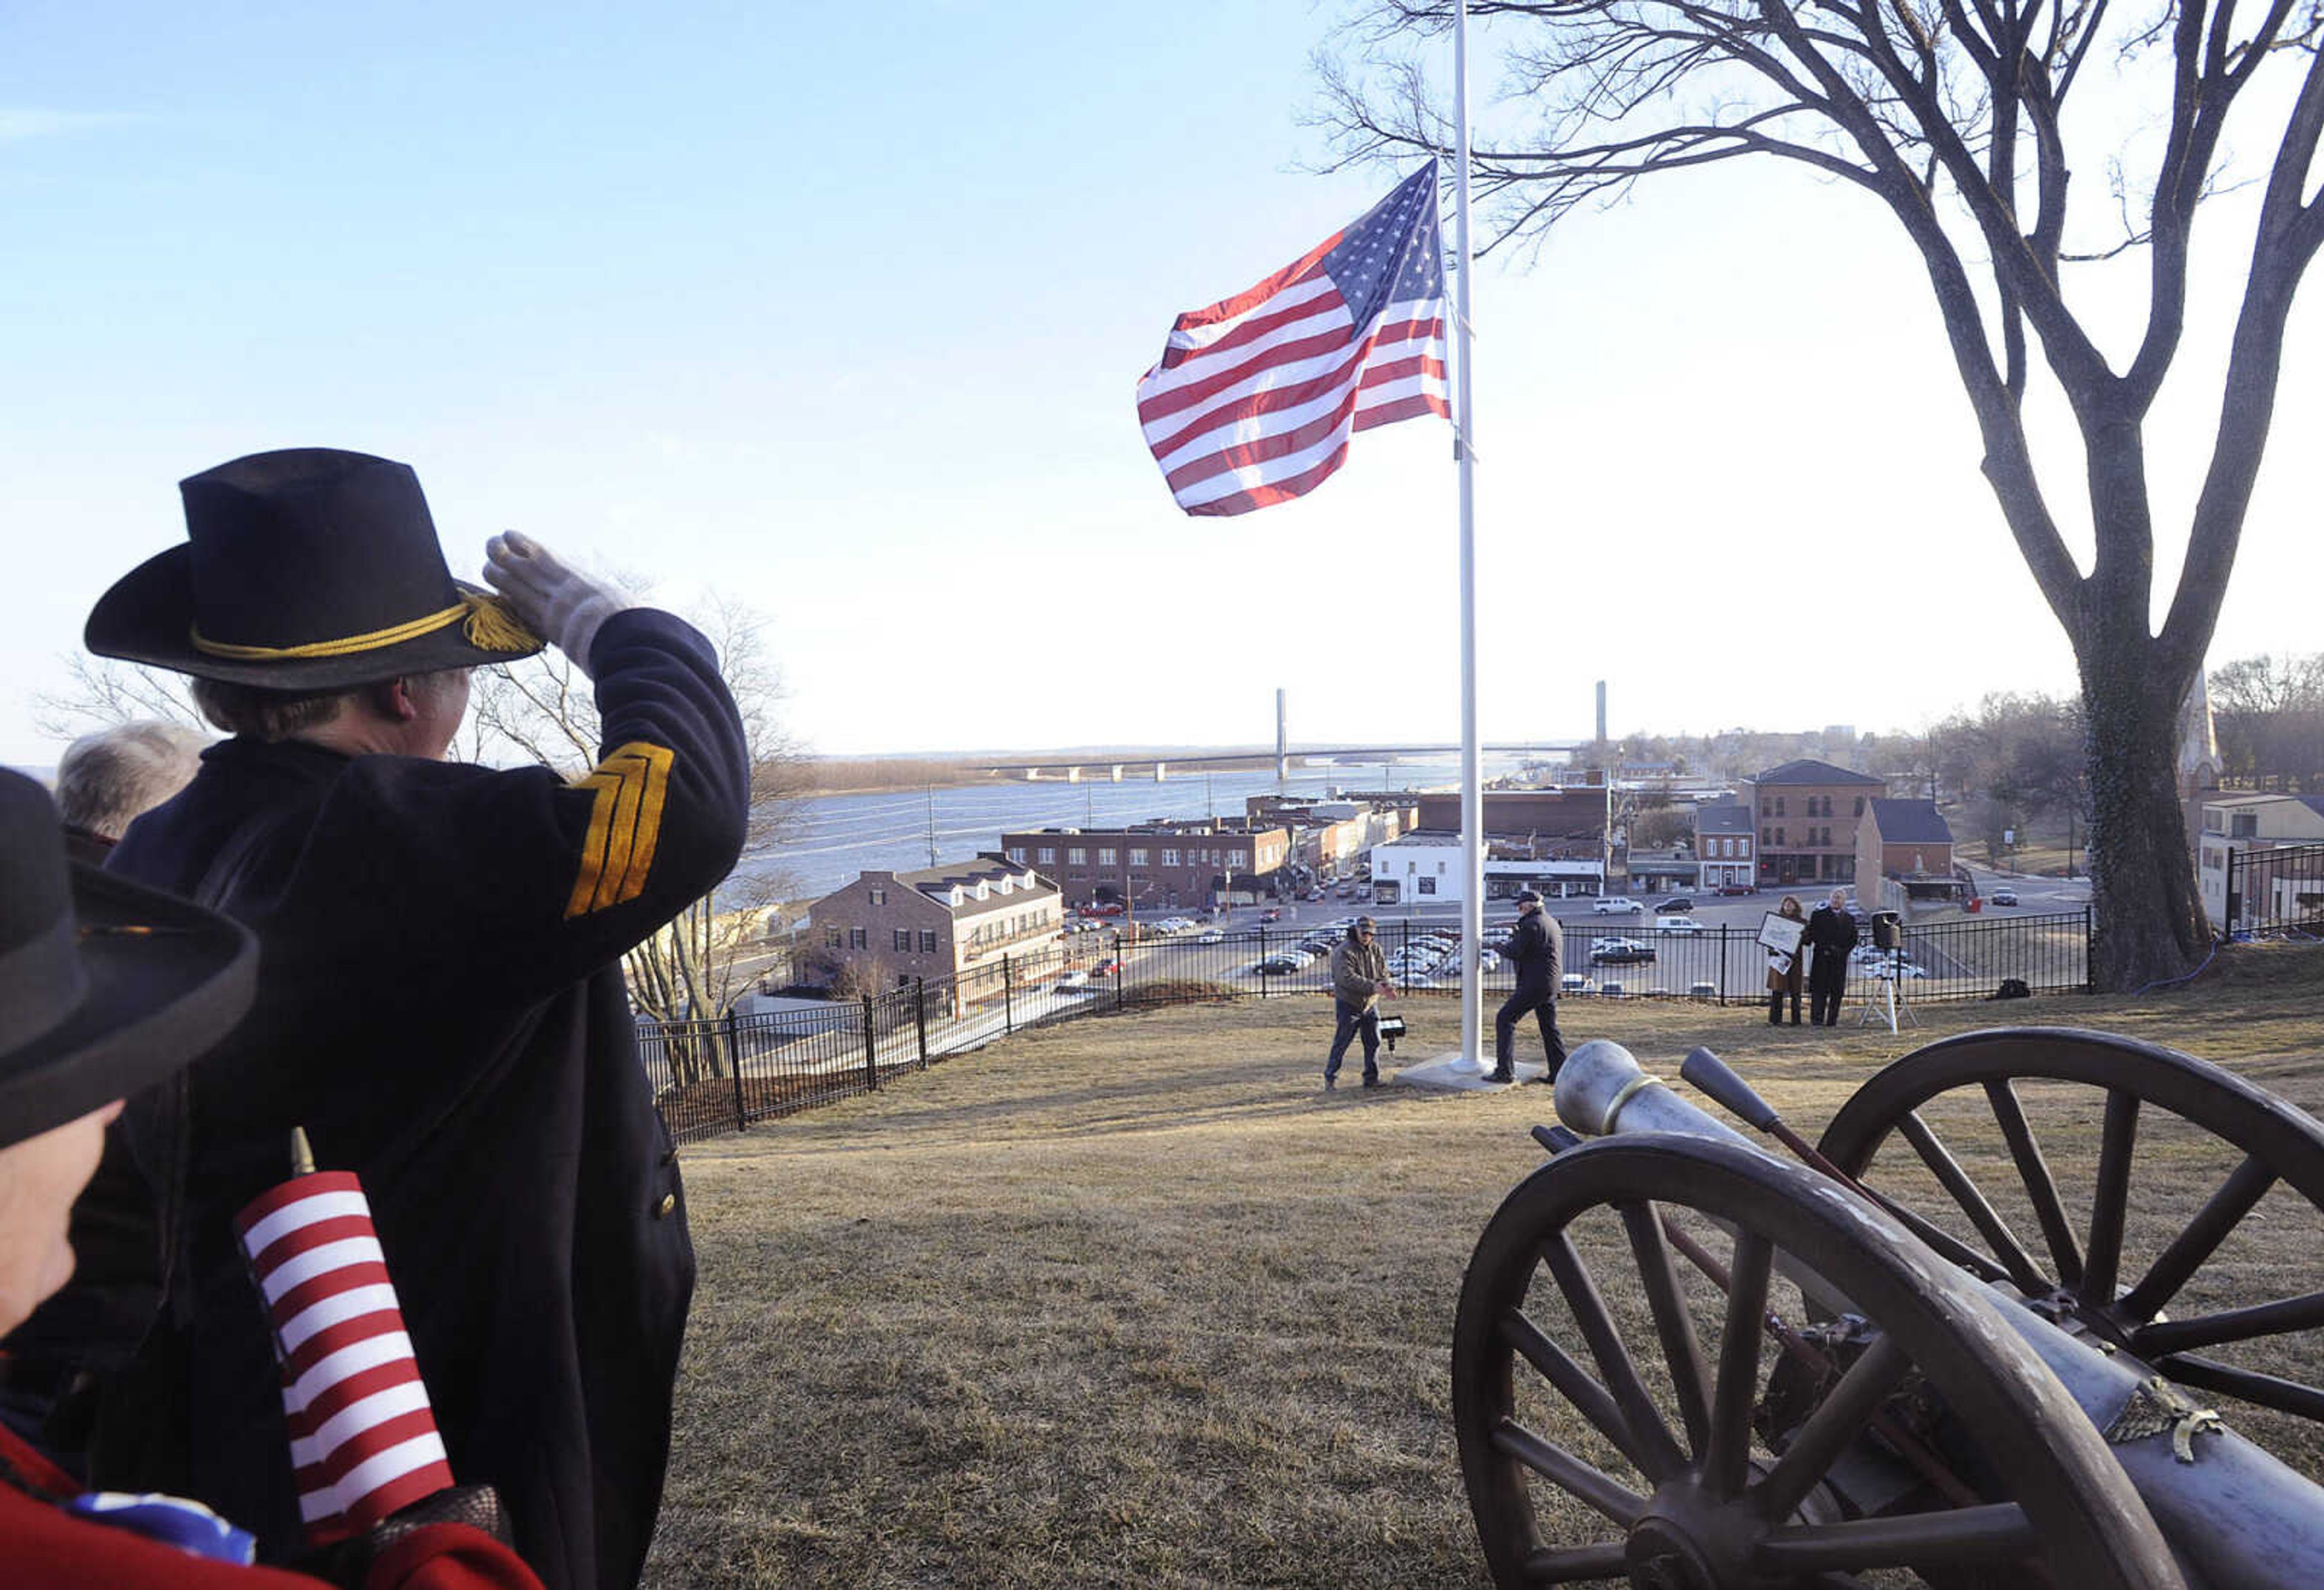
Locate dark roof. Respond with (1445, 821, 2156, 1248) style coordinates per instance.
(1751, 759, 1885, 787)
(1693, 800, 1753, 836)
(1869, 799, 1954, 845)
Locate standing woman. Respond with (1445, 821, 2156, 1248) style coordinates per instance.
(1767, 894, 1808, 1026)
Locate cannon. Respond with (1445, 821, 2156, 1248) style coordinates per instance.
(1451, 1027, 2324, 1588)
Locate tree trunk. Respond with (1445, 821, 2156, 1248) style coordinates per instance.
(2080, 633, 2208, 990)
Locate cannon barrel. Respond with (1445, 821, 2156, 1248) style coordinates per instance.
(1550, 1038, 2324, 1590)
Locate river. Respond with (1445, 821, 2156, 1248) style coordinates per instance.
(734, 757, 1530, 903)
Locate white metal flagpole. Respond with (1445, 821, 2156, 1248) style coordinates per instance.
(1454, 0, 1486, 1073)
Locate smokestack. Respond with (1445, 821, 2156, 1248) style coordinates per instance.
(1595, 680, 1607, 744)
(1275, 688, 1287, 787)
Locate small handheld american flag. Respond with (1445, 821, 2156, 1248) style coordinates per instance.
(233, 1160, 455, 1542)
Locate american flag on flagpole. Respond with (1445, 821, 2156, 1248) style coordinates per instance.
(1136, 162, 1450, 517)
(234, 1170, 456, 1542)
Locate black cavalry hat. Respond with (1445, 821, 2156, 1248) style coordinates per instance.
(0, 768, 256, 1149)
(85, 447, 545, 690)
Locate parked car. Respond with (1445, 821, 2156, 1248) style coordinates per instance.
(1196, 928, 1225, 944)
(1334, 884, 1354, 898)
(1560, 973, 1591, 995)
(1660, 896, 1695, 913)
(1991, 887, 2020, 906)
(1716, 883, 1756, 897)
(1092, 957, 1121, 977)
(1053, 968, 1092, 992)
(1259, 907, 1283, 922)
(1253, 955, 1302, 975)
(1869, 961, 1928, 980)
(1084, 901, 1126, 917)
(1590, 937, 1658, 963)
(1592, 897, 1644, 915)
(1653, 916, 1704, 934)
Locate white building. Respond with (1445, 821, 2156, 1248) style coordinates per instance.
(2198, 793, 2324, 932)
(1693, 799, 1755, 891)
(1367, 831, 1604, 905)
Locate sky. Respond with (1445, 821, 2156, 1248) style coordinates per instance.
(3, 2, 2318, 769)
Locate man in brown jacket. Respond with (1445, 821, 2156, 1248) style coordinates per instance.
(1323, 916, 1394, 1089)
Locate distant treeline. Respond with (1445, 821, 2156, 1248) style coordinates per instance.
(799, 757, 1011, 794)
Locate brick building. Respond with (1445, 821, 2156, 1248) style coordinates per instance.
(1857, 798, 1959, 901)
(2198, 793, 2324, 932)
(807, 855, 1062, 991)
(999, 820, 1292, 911)
(1744, 759, 1886, 888)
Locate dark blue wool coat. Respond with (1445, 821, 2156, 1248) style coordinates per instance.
(95, 609, 748, 1590)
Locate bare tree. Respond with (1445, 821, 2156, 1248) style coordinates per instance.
(1319, 0, 2324, 986)
(32, 655, 206, 743)
(2211, 651, 2324, 786)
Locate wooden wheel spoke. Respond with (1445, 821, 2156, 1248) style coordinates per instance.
(1754, 1502, 2038, 1574)
(2081, 1089, 2140, 1306)
(1896, 1110, 2050, 1295)
(1704, 1229, 1773, 1499)
(2135, 1289, 2324, 1356)
(1501, 1307, 1653, 1474)
(1618, 1200, 1712, 1453)
(1541, 1233, 1689, 1482)
(2117, 1154, 2278, 1322)
(2155, 1352, 2324, 1421)
(1753, 1334, 1909, 1525)
(1856, 1188, 2014, 1285)
(1490, 1416, 1647, 1528)
(1984, 1079, 2085, 1288)
(1517, 1541, 1629, 1583)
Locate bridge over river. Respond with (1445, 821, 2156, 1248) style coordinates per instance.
(976, 742, 1584, 783)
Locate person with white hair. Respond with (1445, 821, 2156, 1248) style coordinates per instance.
(53, 721, 206, 862)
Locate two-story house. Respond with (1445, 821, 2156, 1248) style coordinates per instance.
(1693, 800, 1754, 891)
(808, 855, 1063, 993)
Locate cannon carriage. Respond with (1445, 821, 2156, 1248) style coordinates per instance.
(1451, 1028, 2324, 1588)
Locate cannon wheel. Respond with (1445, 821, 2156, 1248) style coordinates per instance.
(1452, 1132, 2182, 1589)
(1819, 1027, 2324, 1427)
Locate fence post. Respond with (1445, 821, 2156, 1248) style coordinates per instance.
(1003, 954, 1014, 1035)
(725, 1010, 746, 1132)
(1718, 928, 1728, 1007)
(1113, 932, 1124, 1009)
(2084, 905, 2095, 995)
(861, 993, 878, 1090)
(914, 977, 929, 1069)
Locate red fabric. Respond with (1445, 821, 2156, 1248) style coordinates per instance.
(1, 1425, 540, 1590)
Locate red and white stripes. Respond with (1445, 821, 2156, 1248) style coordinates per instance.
(234, 1170, 453, 1541)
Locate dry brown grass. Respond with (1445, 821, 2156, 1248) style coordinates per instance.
(646, 945, 2324, 1589)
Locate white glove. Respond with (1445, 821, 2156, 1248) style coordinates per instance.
(482, 531, 634, 676)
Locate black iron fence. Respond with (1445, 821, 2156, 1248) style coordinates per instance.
(2221, 843, 2324, 940)
(641, 908, 2092, 1143)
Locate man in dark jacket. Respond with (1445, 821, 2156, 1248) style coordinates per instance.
(1491, 891, 1567, 1084)
(56, 449, 750, 1590)
(1805, 888, 1860, 1026)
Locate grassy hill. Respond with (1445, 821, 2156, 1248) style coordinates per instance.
(647, 946, 2324, 1588)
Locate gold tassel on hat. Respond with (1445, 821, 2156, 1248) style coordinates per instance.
(461, 592, 542, 654)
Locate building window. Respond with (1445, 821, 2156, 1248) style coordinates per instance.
(1418, 877, 1437, 895)
(1098, 848, 1117, 866)
(824, 926, 841, 948)
(920, 929, 938, 953)
(1762, 828, 1772, 848)
(1228, 851, 1246, 868)
(868, 887, 885, 905)
(1129, 848, 1149, 866)
(1006, 846, 1026, 863)
(848, 927, 867, 949)
(1761, 797, 1771, 816)
(2232, 813, 2258, 837)
(1854, 797, 1865, 816)
(1161, 848, 1180, 866)
(893, 929, 911, 952)
(1776, 828, 1785, 846)
(1068, 847, 1086, 865)
(1037, 846, 1056, 864)
(1775, 797, 1785, 817)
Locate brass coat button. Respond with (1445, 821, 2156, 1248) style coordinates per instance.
(654, 1192, 677, 1219)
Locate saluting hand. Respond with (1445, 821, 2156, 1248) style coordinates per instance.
(484, 531, 634, 678)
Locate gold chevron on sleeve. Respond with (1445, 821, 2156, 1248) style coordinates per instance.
(564, 741, 677, 918)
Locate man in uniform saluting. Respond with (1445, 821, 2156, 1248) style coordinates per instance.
(58, 448, 750, 1590)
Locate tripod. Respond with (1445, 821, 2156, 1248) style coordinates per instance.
(1856, 938, 1920, 1033)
